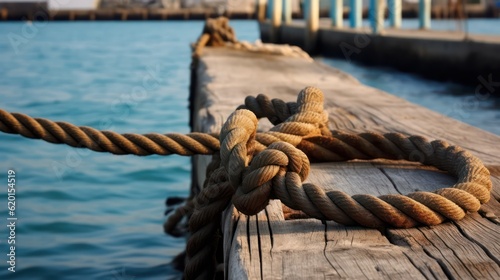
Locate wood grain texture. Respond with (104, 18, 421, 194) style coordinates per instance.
(191, 47, 500, 279)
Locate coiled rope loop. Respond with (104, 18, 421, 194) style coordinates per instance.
(216, 88, 491, 229)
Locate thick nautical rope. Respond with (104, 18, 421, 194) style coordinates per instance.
(0, 109, 220, 156)
(0, 87, 493, 280)
(181, 87, 492, 279)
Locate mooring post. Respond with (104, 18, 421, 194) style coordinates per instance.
(267, 0, 273, 19)
(330, 0, 343, 27)
(370, 0, 386, 34)
(258, 0, 267, 22)
(1, 7, 8, 21)
(282, 0, 292, 24)
(419, 0, 431, 29)
(305, 0, 319, 53)
(349, 0, 362, 28)
(271, 0, 282, 43)
(388, 0, 401, 28)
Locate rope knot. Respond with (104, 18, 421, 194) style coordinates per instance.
(219, 109, 258, 188)
(232, 142, 310, 215)
(256, 86, 331, 147)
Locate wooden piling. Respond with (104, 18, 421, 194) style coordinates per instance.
(305, 0, 319, 52)
(120, 10, 127, 21)
(419, 0, 431, 29)
(257, 0, 267, 22)
(349, 0, 362, 28)
(267, 0, 274, 19)
(370, 0, 385, 34)
(330, 0, 343, 28)
(271, 0, 282, 43)
(389, 0, 401, 28)
(282, 0, 292, 24)
(1, 7, 8, 20)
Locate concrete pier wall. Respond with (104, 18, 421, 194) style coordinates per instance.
(260, 22, 500, 86)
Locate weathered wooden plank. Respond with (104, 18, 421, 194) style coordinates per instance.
(191, 47, 500, 279)
(381, 166, 500, 279)
(222, 205, 240, 278)
(275, 219, 330, 279)
(227, 213, 252, 279)
(227, 201, 282, 280)
(490, 175, 500, 202)
(324, 224, 437, 280)
(258, 200, 282, 279)
(312, 163, 449, 279)
(388, 224, 500, 279)
(454, 213, 500, 263)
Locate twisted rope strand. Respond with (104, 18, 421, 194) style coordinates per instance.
(0, 109, 221, 156)
(185, 166, 234, 280)
(7, 108, 492, 172)
(237, 93, 298, 125)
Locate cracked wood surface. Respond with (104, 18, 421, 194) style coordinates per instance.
(191, 47, 500, 279)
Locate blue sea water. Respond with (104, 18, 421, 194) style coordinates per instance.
(0, 19, 498, 280)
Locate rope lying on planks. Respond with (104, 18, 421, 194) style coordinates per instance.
(192, 16, 236, 58)
(191, 16, 312, 60)
(0, 87, 492, 280)
(183, 87, 493, 279)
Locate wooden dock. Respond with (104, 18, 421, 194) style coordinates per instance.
(190, 46, 500, 279)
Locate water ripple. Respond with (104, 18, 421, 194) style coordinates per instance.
(0, 21, 213, 279)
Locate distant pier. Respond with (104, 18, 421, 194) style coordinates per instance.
(0, 7, 256, 21)
(260, 0, 500, 86)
